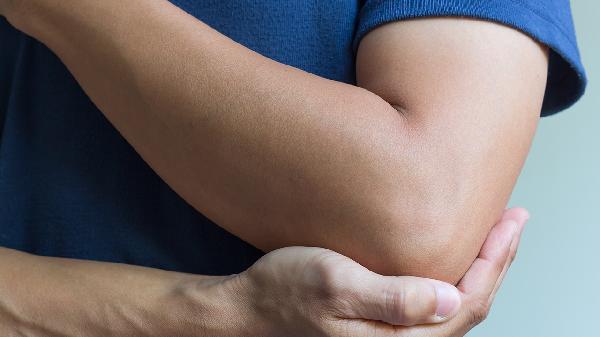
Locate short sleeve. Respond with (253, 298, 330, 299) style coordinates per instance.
(354, 0, 588, 116)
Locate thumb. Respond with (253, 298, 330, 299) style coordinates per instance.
(337, 273, 462, 326)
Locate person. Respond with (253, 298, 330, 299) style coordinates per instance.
(0, 0, 585, 336)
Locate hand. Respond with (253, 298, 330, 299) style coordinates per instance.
(379, 207, 529, 337)
(230, 208, 528, 337)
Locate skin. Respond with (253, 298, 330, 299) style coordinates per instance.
(0, 209, 528, 336)
(0, 0, 543, 335)
(4, 0, 547, 285)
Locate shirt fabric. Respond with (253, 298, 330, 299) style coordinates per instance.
(0, 0, 587, 275)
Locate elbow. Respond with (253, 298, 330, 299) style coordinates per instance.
(375, 219, 478, 285)
(348, 135, 510, 284)
(346, 173, 507, 285)
(358, 207, 493, 285)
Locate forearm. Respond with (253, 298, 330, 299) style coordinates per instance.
(0, 247, 240, 337)
(9, 0, 425, 270)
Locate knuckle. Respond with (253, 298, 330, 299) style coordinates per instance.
(383, 281, 437, 325)
(383, 284, 409, 324)
(319, 268, 345, 300)
(493, 258, 505, 275)
(310, 254, 357, 300)
(312, 261, 366, 319)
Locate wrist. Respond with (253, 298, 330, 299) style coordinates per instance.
(163, 273, 258, 337)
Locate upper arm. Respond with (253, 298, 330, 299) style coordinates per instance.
(355, 18, 548, 283)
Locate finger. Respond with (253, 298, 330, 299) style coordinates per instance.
(488, 208, 529, 296)
(488, 209, 529, 302)
(337, 318, 405, 337)
(339, 308, 474, 337)
(457, 218, 519, 299)
(336, 273, 461, 326)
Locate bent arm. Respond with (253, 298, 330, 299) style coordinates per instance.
(8, 0, 547, 283)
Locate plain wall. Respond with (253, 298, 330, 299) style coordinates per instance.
(470, 1, 599, 336)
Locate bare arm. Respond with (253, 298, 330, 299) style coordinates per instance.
(0, 247, 237, 336)
(7, 0, 546, 283)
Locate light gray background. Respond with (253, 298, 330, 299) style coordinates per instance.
(469, 1, 599, 336)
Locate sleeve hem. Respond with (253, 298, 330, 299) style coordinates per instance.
(354, 0, 588, 116)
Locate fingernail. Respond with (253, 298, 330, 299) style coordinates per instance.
(435, 284, 461, 319)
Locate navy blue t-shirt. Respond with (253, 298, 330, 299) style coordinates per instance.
(0, 0, 587, 275)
